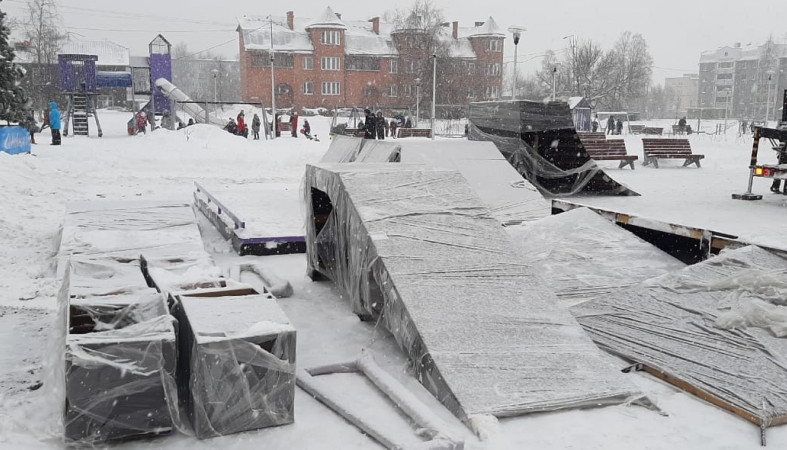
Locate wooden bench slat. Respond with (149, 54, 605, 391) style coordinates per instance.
(641, 138, 703, 168)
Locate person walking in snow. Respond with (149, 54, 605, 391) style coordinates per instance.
(606, 115, 615, 135)
(251, 114, 261, 140)
(390, 119, 398, 139)
(224, 118, 238, 135)
(302, 119, 312, 139)
(363, 109, 376, 139)
(290, 112, 299, 138)
(376, 111, 387, 140)
(615, 118, 623, 135)
(591, 116, 599, 132)
(49, 102, 62, 145)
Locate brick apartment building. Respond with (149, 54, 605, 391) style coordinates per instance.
(237, 7, 505, 112)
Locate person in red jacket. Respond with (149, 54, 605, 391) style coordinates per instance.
(136, 112, 148, 134)
(290, 112, 299, 138)
(236, 110, 248, 138)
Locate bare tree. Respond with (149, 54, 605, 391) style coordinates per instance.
(23, 0, 64, 65)
(536, 32, 653, 111)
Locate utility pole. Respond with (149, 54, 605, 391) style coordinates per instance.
(269, 15, 276, 140)
(431, 54, 436, 140)
(552, 67, 557, 101)
(415, 77, 420, 127)
(507, 26, 526, 101)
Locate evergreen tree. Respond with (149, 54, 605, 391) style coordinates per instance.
(0, 1, 30, 124)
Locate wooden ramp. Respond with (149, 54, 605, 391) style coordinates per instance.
(304, 163, 640, 428)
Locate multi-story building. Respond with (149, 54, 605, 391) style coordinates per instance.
(697, 42, 787, 120)
(664, 74, 698, 118)
(237, 7, 505, 112)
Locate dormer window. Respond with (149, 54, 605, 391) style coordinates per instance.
(321, 31, 341, 45)
(486, 40, 502, 52)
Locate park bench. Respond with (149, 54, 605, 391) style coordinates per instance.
(581, 138, 638, 169)
(344, 128, 366, 137)
(642, 127, 664, 135)
(396, 128, 433, 138)
(642, 138, 704, 168)
(578, 131, 607, 140)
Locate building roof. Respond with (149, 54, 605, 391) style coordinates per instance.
(700, 43, 787, 63)
(15, 38, 130, 66)
(238, 10, 501, 58)
(305, 6, 347, 30)
(463, 17, 506, 38)
(60, 39, 130, 66)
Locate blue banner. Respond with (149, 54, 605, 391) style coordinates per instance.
(0, 126, 32, 155)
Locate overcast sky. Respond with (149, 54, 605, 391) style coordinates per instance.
(4, 0, 787, 84)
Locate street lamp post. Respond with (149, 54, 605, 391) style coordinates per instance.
(507, 26, 526, 101)
(765, 71, 775, 127)
(552, 67, 557, 101)
(211, 69, 219, 103)
(431, 54, 436, 140)
(415, 77, 420, 127)
(269, 15, 276, 140)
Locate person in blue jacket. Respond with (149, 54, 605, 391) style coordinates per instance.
(49, 102, 61, 146)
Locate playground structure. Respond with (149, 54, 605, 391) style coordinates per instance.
(732, 89, 787, 201)
(58, 54, 133, 137)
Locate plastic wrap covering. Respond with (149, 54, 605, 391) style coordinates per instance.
(398, 140, 550, 225)
(303, 163, 640, 425)
(507, 208, 685, 305)
(572, 246, 787, 428)
(176, 295, 296, 439)
(64, 289, 179, 446)
(320, 134, 364, 163)
(58, 201, 210, 278)
(468, 100, 637, 197)
(320, 135, 400, 163)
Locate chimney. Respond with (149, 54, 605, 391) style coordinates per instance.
(335, 13, 342, 20)
(287, 11, 294, 30)
(370, 17, 379, 35)
(475, 21, 485, 27)
(452, 21, 458, 39)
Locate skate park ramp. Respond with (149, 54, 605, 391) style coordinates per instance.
(304, 163, 640, 428)
(572, 245, 787, 432)
(468, 100, 638, 197)
(398, 140, 550, 225)
(507, 207, 685, 306)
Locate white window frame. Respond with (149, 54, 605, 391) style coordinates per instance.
(404, 84, 413, 97)
(485, 63, 501, 76)
(303, 56, 313, 70)
(468, 62, 475, 75)
(321, 81, 341, 96)
(388, 85, 398, 97)
(389, 59, 398, 74)
(466, 87, 474, 99)
(485, 85, 499, 99)
(303, 81, 314, 95)
(321, 30, 341, 46)
(405, 60, 417, 74)
(486, 40, 502, 52)
(321, 57, 341, 71)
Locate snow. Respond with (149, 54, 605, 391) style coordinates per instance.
(1, 110, 787, 448)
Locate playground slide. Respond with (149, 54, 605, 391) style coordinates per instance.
(154, 78, 226, 127)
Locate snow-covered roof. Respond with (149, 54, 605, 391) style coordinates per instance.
(699, 43, 787, 63)
(344, 20, 397, 56)
(59, 39, 130, 66)
(239, 15, 314, 53)
(238, 11, 499, 58)
(305, 6, 347, 30)
(568, 96, 589, 109)
(462, 17, 505, 38)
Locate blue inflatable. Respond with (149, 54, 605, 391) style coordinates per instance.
(0, 126, 31, 155)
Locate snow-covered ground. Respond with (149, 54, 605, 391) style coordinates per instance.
(1, 110, 786, 449)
